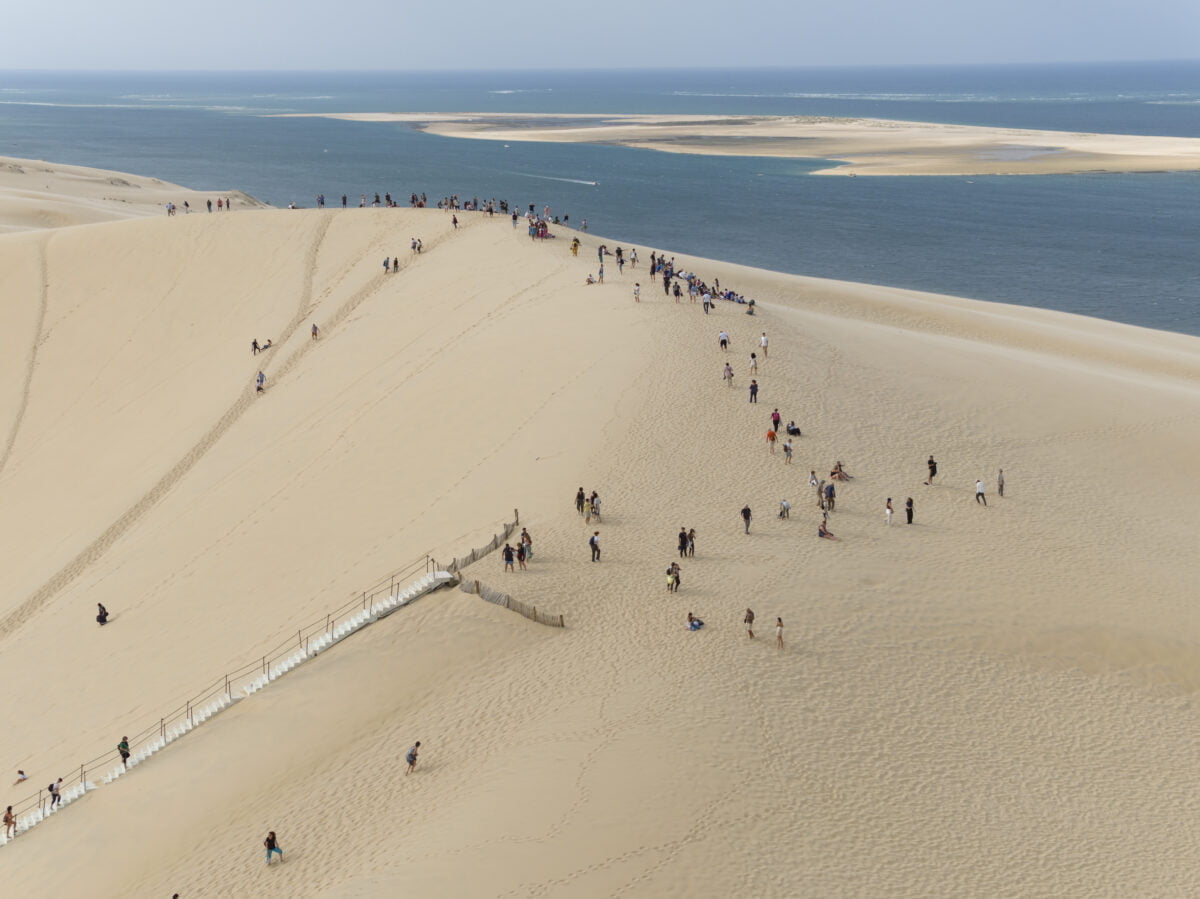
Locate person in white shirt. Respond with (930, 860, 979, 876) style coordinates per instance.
(760, 332, 769, 357)
(975, 480, 987, 506)
(885, 498, 894, 525)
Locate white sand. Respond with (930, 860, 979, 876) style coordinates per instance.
(274, 112, 1200, 175)
(0, 155, 264, 231)
(0, 162, 1199, 897)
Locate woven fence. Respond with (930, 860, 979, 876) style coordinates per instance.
(460, 578, 565, 628)
(441, 510, 521, 575)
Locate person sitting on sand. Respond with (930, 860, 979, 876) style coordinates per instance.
(96, 603, 109, 625)
(585, 274, 595, 285)
(830, 461, 850, 481)
(687, 612, 704, 631)
(786, 421, 801, 436)
(818, 521, 840, 540)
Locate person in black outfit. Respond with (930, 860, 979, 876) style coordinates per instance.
(678, 528, 689, 558)
(905, 497, 914, 524)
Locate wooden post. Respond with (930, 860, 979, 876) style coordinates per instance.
(225, 675, 231, 700)
(161, 717, 166, 740)
(187, 701, 193, 726)
(298, 629, 302, 648)
(326, 613, 331, 633)
(80, 763, 85, 786)
(474, 580, 481, 595)
(559, 615, 564, 627)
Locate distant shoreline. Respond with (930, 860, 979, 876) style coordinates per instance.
(271, 111, 1200, 176)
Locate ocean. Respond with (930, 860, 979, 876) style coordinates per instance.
(0, 63, 1197, 335)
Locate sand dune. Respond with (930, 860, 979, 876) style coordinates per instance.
(0, 155, 264, 231)
(1, 171, 1199, 896)
(274, 112, 1200, 175)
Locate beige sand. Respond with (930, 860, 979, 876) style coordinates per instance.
(0, 155, 264, 232)
(1, 165, 1199, 897)
(274, 112, 1200, 175)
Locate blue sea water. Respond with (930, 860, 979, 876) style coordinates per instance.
(0, 64, 1197, 335)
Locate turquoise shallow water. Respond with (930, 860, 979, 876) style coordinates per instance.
(0, 64, 1197, 334)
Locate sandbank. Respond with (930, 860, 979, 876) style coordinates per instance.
(273, 111, 1200, 175)
(0, 163, 1198, 896)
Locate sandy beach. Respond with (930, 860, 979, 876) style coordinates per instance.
(274, 112, 1200, 175)
(1, 158, 1199, 897)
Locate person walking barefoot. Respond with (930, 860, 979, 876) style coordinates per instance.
(925, 455, 938, 485)
(405, 741, 421, 775)
(264, 831, 283, 864)
(775, 617, 784, 650)
(744, 608, 755, 639)
(905, 497, 914, 524)
(885, 498, 894, 525)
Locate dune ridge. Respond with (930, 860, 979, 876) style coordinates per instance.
(0, 161, 1197, 896)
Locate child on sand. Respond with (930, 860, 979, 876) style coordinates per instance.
(265, 831, 283, 863)
(405, 742, 421, 775)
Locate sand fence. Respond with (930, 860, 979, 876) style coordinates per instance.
(459, 579, 565, 629)
(0, 514, 522, 846)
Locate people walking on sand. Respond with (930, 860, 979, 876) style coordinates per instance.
(783, 439, 793, 464)
(771, 409, 781, 432)
(809, 470, 819, 492)
(575, 487, 586, 516)
(766, 428, 777, 453)
(118, 736, 131, 769)
(48, 778, 62, 809)
(589, 531, 601, 562)
(3, 805, 14, 839)
(96, 602, 109, 625)
(749, 380, 759, 403)
(997, 468, 1006, 497)
(678, 528, 689, 559)
(256, 371, 266, 394)
(393, 255, 400, 269)
(516, 542, 527, 570)
(885, 498, 894, 525)
(633, 283, 640, 302)
(760, 332, 769, 358)
(687, 528, 696, 557)
(520, 527, 533, 559)
(723, 362, 734, 386)
(311, 323, 320, 340)
(925, 455, 938, 485)
(749, 352, 758, 374)
(251, 338, 259, 355)
(740, 505, 753, 534)
(598, 263, 605, 284)
(669, 563, 682, 593)
(719, 331, 729, 351)
(906, 497, 914, 524)
(975, 479, 987, 505)
(265, 831, 284, 863)
(451, 215, 458, 229)
(744, 608, 756, 639)
(779, 498, 791, 519)
(502, 543, 515, 572)
(383, 257, 390, 273)
(588, 492, 601, 523)
(824, 481, 836, 512)
(775, 617, 784, 649)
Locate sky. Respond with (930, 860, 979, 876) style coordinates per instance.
(2, 0, 1197, 70)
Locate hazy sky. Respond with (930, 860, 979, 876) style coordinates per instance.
(3, 0, 1197, 69)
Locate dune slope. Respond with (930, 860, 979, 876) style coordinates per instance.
(1, 204, 1199, 897)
